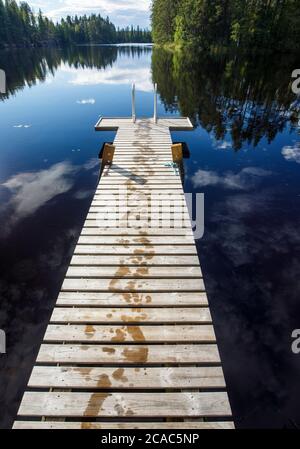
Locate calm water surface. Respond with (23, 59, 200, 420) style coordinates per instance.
(0, 45, 300, 428)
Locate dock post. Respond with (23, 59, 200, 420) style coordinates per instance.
(154, 83, 158, 123)
(132, 83, 136, 123)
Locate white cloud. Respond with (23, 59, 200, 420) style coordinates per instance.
(282, 143, 300, 164)
(26, 1, 151, 27)
(76, 98, 96, 104)
(191, 167, 272, 190)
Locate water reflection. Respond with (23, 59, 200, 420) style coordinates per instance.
(191, 167, 272, 190)
(282, 142, 300, 163)
(152, 48, 300, 150)
(0, 159, 99, 236)
(0, 45, 152, 101)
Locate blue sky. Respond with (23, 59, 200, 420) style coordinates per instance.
(24, 0, 152, 28)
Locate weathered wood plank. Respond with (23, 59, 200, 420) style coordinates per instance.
(81, 227, 193, 236)
(56, 292, 209, 307)
(70, 255, 199, 266)
(37, 344, 220, 366)
(77, 236, 195, 246)
(61, 278, 205, 292)
(44, 324, 216, 343)
(88, 207, 189, 216)
(73, 245, 197, 256)
(37, 343, 220, 365)
(66, 266, 202, 279)
(28, 366, 224, 389)
(13, 421, 235, 430)
(50, 307, 211, 324)
(17, 392, 232, 418)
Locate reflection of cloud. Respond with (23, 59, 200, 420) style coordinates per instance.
(73, 189, 95, 200)
(199, 182, 300, 426)
(215, 141, 231, 150)
(61, 63, 152, 92)
(76, 98, 96, 105)
(282, 143, 300, 163)
(191, 167, 271, 190)
(13, 124, 32, 128)
(0, 158, 99, 230)
(2, 162, 78, 222)
(83, 158, 99, 170)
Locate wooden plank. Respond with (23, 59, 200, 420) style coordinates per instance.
(17, 392, 232, 418)
(77, 236, 195, 246)
(66, 266, 202, 279)
(28, 366, 224, 389)
(102, 175, 180, 180)
(93, 191, 187, 196)
(85, 216, 191, 223)
(81, 227, 193, 236)
(44, 324, 216, 343)
(91, 197, 188, 203)
(91, 200, 188, 207)
(37, 344, 220, 365)
(97, 186, 183, 190)
(74, 246, 197, 256)
(50, 307, 211, 324)
(99, 180, 182, 185)
(114, 151, 172, 154)
(13, 421, 235, 430)
(56, 292, 209, 307)
(62, 278, 205, 293)
(89, 207, 188, 215)
(109, 165, 178, 169)
(69, 255, 199, 266)
(84, 222, 191, 229)
(85, 213, 191, 221)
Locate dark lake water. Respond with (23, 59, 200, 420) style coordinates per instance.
(0, 45, 300, 429)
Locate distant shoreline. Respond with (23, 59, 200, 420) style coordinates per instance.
(0, 42, 153, 51)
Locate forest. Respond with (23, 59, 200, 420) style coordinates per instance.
(151, 0, 300, 51)
(0, 0, 152, 48)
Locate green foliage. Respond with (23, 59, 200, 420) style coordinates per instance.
(152, 46, 300, 150)
(151, 0, 300, 51)
(151, 0, 180, 43)
(0, 1, 152, 48)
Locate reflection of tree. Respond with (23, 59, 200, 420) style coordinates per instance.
(0, 45, 152, 101)
(152, 48, 300, 150)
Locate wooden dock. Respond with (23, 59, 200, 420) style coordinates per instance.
(13, 117, 234, 429)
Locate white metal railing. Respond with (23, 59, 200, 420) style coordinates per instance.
(131, 83, 158, 123)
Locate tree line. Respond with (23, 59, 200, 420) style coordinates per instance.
(151, 0, 300, 51)
(0, 0, 152, 48)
